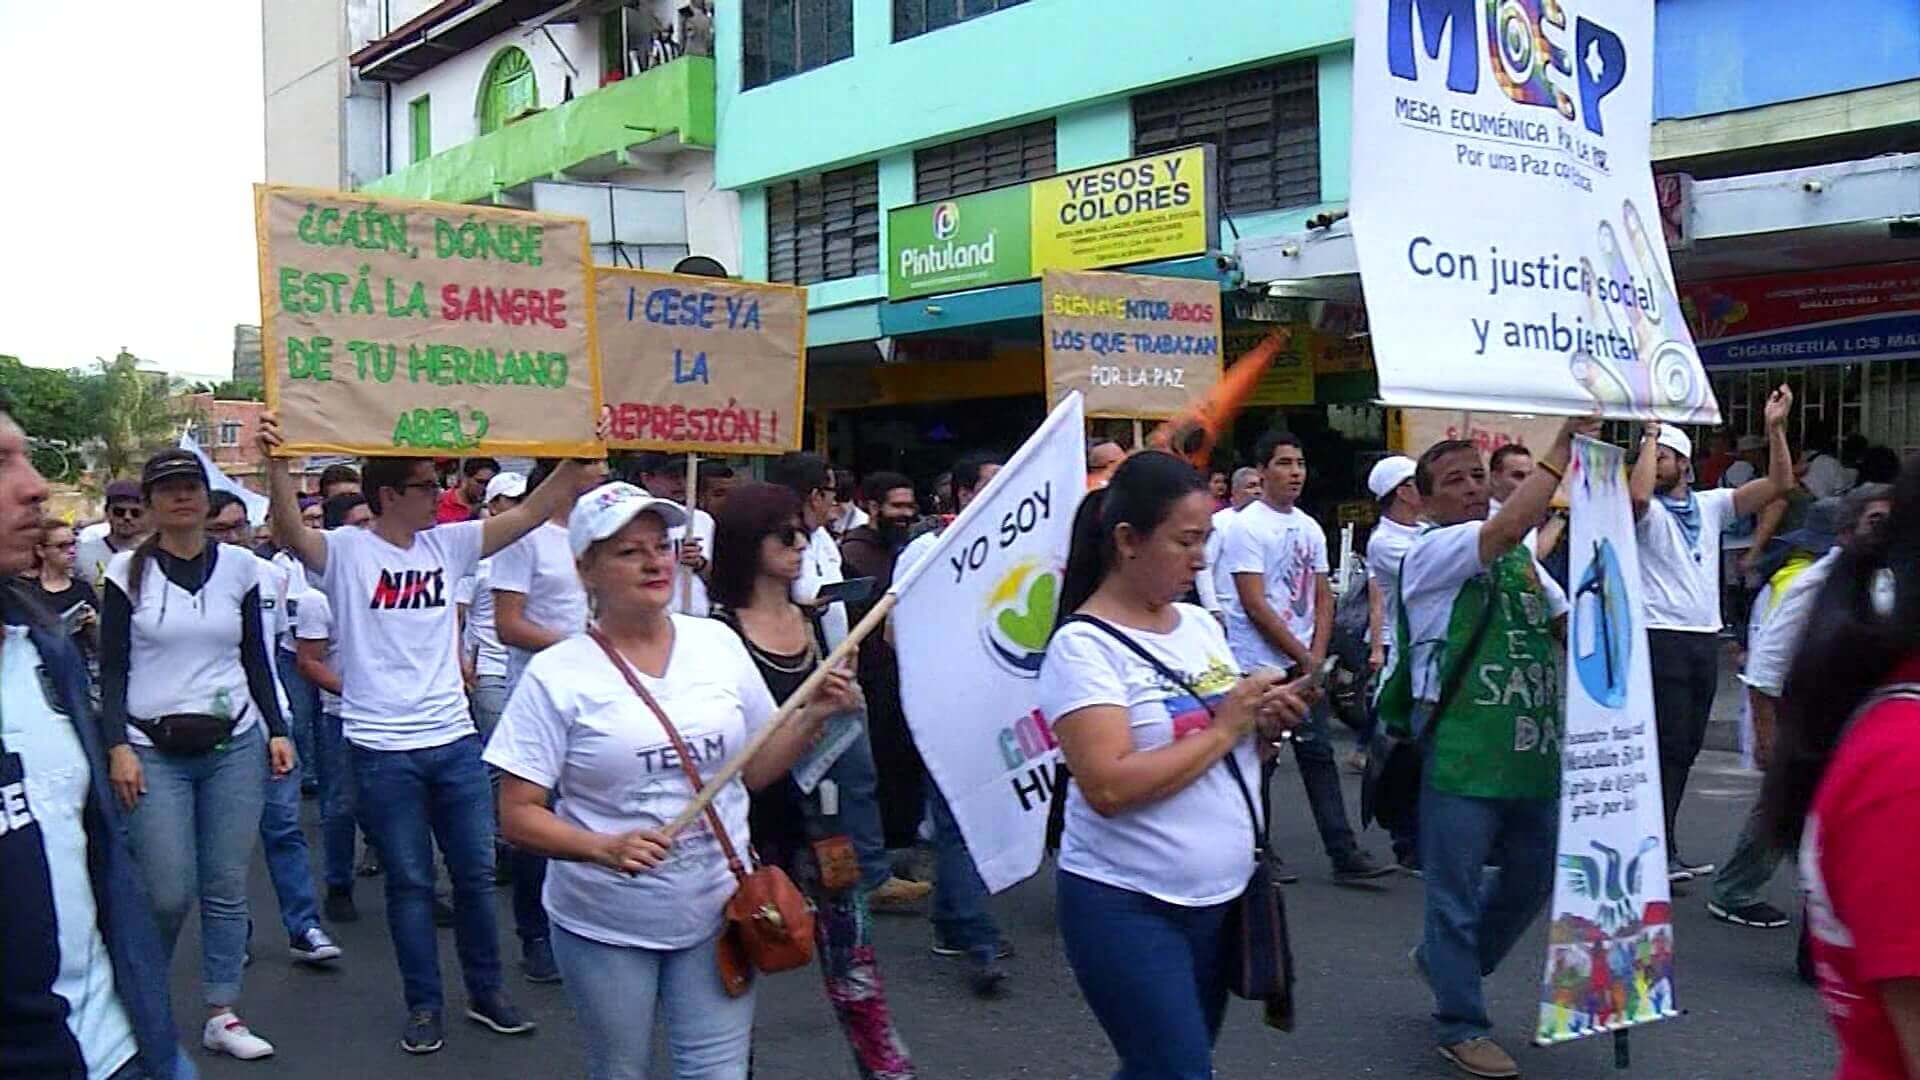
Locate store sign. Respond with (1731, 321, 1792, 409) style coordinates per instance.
(595, 268, 806, 454)
(1233, 327, 1315, 406)
(1043, 269, 1222, 418)
(1349, 1, 1719, 423)
(1681, 263, 1920, 367)
(254, 184, 602, 458)
(887, 147, 1216, 301)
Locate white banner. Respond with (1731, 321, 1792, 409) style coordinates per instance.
(181, 432, 270, 527)
(892, 392, 1086, 893)
(1351, 2, 1718, 423)
(1536, 436, 1677, 1045)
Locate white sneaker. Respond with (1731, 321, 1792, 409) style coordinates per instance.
(203, 1012, 275, 1060)
(290, 926, 342, 965)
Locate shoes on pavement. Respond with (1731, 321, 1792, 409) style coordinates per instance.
(966, 948, 1007, 998)
(931, 937, 1014, 959)
(433, 895, 457, 928)
(1395, 853, 1424, 878)
(1437, 1036, 1520, 1078)
(1332, 851, 1395, 885)
(466, 990, 536, 1035)
(523, 938, 562, 984)
(357, 849, 382, 877)
(324, 887, 358, 924)
(1274, 859, 1300, 885)
(401, 1010, 444, 1054)
(290, 926, 343, 965)
(868, 876, 933, 913)
(1707, 899, 1791, 929)
(203, 1011, 275, 1060)
(1668, 855, 1715, 884)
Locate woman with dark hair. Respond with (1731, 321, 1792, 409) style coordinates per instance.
(1763, 457, 1920, 1079)
(30, 519, 99, 662)
(100, 450, 295, 1061)
(709, 481, 918, 1080)
(1038, 451, 1306, 1079)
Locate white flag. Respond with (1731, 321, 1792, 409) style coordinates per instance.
(892, 392, 1086, 892)
(180, 431, 270, 527)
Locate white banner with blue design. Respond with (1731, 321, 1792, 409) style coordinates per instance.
(1536, 436, 1677, 1044)
(1350, 1, 1719, 423)
(891, 392, 1085, 893)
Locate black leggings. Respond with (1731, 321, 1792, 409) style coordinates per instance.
(1648, 629, 1721, 854)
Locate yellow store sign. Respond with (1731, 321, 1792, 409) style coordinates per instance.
(1030, 147, 1215, 273)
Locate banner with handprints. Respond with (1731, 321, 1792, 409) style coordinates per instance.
(1536, 437, 1678, 1045)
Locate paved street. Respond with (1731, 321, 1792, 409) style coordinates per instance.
(173, 748, 1827, 1080)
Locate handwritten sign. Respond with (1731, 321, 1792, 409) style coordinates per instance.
(254, 184, 601, 457)
(594, 268, 805, 454)
(1042, 270, 1222, 419)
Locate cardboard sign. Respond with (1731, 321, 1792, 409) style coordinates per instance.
(595, 268, 806, 454)
(1043, 270, 1222, 419)
(1390, 408, 1565, 459)
(254, 184, 601, 458)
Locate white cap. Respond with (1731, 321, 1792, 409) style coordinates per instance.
(484, 472, 528, 505)
(567, 482, 688, 558)
(1367, 455, 1417, 499)
(1657, 424, 1693, 462)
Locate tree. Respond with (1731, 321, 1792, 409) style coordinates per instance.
(85, 350, 184, 481)
(190, 379, 265, 401)
(0, 355, 91, 482)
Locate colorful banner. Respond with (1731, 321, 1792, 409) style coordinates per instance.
(1043, 270, 1222, 418)
(891, 392, 1086, 892)
(595, 268, 806, 454)
(1349, 3, 1718, 423)
(254, 184, 601, 457)
(1681, 262, 1920, 367)
(888, 147, 1217, 301)
(1537, 437, 1677, 1045)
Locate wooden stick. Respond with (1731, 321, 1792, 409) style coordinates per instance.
(1131, 417, 1145, 450)
(676, 452, 699, 612)
(665, 591, 898, 836)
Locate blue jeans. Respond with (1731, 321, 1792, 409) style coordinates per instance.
(821, 726, 891, 893)
(125, 725, 266, 1008)
(927, 782, 998, 955)
(1288, 699, 1360, 864)
(475, 673, 550, 946)
(1057, 870, 1230, 1080)
(550, 924, 754, 1080)
(352, 735, 502, 1013)
(276, 650, 320, 789)
(259, 752, 321, 939)
(313, 710, 357, 890)
(1418, 781, 1557, 1046)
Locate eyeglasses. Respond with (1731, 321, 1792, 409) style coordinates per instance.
(109, 506, 144, 520)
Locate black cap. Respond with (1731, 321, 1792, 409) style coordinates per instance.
(141, 449, 209, 494)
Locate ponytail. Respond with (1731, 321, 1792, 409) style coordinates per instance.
(124, 532, 162, 611)
(1049, 450, 1207, 637)
(1054, 487, 1110, 632)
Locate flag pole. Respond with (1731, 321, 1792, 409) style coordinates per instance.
(664, 592, 896, 836)
(677, 452, 699, 612)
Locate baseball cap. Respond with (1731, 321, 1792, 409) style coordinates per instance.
(1656, 425, 1693, 462)
(104, 479, 142, 506)
(1367, 456, 1417, 500)
(568, 482, 688, 558)
(484, 472, 529, 505)
(140, 449, 209, 493)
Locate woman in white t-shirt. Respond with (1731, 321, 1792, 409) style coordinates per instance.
(483, 483, 851, 1080)
(1038, 451, 1307, 1080)
(98, 450, 295, 1062)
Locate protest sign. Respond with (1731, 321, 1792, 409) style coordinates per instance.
(1536, 437, 1677, 1045)
(1349, 3, 1718, 423)
(254, 184, 601, 457)
(1390, 408, 1564, 458)
(595, 268, 805, 454)
(892, 391, 1086, 892)
(1044, 270, 1222, 419)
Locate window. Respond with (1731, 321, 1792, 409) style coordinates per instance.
(894, 0, 1027, 41)
(914, 119, 1055, 201)
(765, 163, 879, 285)
(742, 0, 853, 89)
(408, 95, 432, 163)
(217, 421, 242, 447)
(1132, 60, 1320, 216)
(477, 46, 538, 134)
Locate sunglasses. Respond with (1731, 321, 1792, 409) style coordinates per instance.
(109, 505, 144, 520)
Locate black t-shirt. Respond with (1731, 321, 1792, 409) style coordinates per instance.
(713, 605, 821, 870)
(26, 579, 98, 657)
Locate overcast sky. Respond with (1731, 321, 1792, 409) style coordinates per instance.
(0, 2, 264, 380)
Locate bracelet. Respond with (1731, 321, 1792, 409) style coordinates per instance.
(1536, 458, 1565, 482)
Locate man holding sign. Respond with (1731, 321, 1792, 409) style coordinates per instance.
(260, 417, 594, 1056)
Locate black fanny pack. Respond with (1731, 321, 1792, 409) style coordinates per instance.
(133, 708, 245, 756)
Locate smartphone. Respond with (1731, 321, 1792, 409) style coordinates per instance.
(814, 577, 877, 607)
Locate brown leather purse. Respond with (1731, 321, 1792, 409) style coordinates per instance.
(588, 630, 815, 996)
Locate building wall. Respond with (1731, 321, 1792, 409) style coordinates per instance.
(182, 395, 268, 484)
(1654, 0, 1920, 119)
(263, 0, 347, 187)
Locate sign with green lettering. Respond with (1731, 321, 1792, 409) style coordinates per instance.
(254, 184, 603, 457)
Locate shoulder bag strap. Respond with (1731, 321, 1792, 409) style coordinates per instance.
(586, 628, 748, 883)
(1396, 550, 1498, 748)
(1062, 613, 1268, 851)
